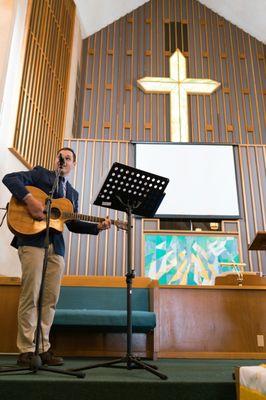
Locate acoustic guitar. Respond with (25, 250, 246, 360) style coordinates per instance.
(7, 186, 127, 236)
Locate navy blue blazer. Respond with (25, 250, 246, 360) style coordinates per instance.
(2, 166, 99, 256)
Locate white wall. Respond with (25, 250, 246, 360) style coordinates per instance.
(0, 0, 16, 107)
(0, 0, 29, 277)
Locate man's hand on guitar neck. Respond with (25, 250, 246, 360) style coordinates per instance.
(23, 193, 45, 221)
(97, 216, 111, 231)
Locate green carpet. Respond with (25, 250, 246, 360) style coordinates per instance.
(0, 357, 264, 400)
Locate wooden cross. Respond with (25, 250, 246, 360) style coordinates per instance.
(137, 49, 220, 142)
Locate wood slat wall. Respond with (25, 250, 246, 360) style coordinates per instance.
(77, 0, 265, 144)
(65, 0, 265, 276)
(63, 139, 143, 276)
(64, 140, 266, 276)
(12, 0, 75, 169)
(238, 145, 266, 274)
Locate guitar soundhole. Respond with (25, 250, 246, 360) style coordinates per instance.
(50, 207, 61, 220)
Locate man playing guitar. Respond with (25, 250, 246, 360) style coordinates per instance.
(2, 147, 111, 367)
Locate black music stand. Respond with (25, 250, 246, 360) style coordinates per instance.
(0, 158, 84, 379)
(71, 162, 169, 380)
(248, 231, 266, 250)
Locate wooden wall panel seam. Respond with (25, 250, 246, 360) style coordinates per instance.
(228, 24, 242, 143)
(248, 37, 263, 143)
(85, 140, 96, 275)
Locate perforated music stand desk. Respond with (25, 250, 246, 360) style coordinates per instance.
(72, 162, 169, 380)
(93, 162, 168, 217)
(249, 231, 266, 250)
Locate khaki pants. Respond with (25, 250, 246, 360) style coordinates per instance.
(17, 245, 65, 353)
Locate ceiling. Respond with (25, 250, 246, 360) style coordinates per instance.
(74, 0, 266, 44)
(74, 0, 149, 38)
(199, 0, 266, 43)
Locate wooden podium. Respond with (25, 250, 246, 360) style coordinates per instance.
(249, 231, 266, 250)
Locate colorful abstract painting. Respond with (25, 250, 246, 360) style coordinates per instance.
(144, 234, 240, 285)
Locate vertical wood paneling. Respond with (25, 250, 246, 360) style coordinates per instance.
(63, 139, 140, 276)
(77, 0, 265, 145)
(238, 145, 266, 274)
(63, 140, 266, 277)
(65, 0, 265, 277)
(12, 0, 75, 169)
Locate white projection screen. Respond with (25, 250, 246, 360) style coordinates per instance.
(135, 143, 240, 218)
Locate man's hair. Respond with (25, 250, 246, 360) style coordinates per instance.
(57, 147, 76, 162)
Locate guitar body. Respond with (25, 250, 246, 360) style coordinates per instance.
(7, 186, 74, 236)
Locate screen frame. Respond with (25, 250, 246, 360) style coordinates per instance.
(133, 141, 241, 220)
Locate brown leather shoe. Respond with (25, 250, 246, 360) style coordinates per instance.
(17, 352, 34, 366)
(39, 350, 64, 366)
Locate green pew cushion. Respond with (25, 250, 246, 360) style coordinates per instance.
(53, 309, 156, 333)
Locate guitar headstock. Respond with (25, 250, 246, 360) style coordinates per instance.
(114, 219, 128, 231)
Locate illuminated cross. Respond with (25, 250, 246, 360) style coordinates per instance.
(137, 49, 221, 142)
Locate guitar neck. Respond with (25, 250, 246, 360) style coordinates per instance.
(62, 212, 116, 225)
